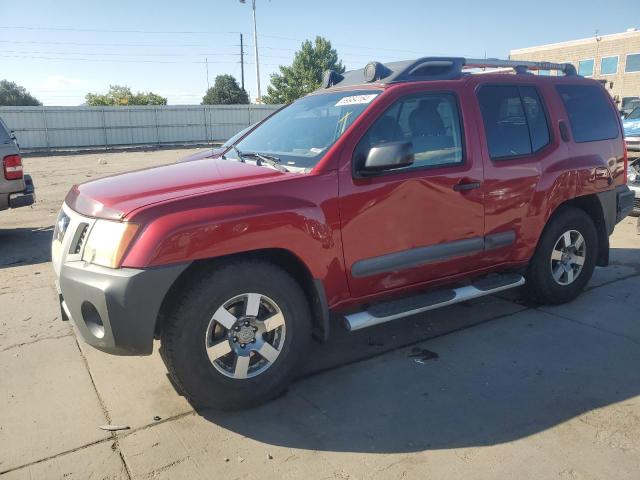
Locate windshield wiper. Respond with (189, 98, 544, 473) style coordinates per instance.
(226, 144, 244, 162)
(222, 144, 245, 161)
(241, 152, 288, 172)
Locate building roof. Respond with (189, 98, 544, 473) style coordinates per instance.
(511, 28, 640, 55)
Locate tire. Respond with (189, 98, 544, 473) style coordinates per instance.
(160, 260, 311, 410)
(525, 206, 598, 305)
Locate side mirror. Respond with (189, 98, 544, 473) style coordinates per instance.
(9, 131, 16, 140)
(360, 141, 414, 176)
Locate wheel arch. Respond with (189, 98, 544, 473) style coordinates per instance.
(155, 248, 331, 342)
(549, 193, 610, 267)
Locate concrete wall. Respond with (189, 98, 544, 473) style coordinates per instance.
(510, 29, 640, 103)
(0, 104, 281, 151)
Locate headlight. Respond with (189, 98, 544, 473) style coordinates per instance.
(82, 220, 139, 268)
(629, 166, 638, 184)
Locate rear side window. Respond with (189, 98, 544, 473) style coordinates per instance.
(556, 85, 619, 143)
(0, 119, 10, 143)
(477, 85, 550, 159)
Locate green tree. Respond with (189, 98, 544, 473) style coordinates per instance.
(85, 85, 167, 106)
(202, 75, 249, 105)
(0, 80, 41, 106)
(262, 36, 344, 104)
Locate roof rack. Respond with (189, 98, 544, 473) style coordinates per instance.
(320, 57, 577, 90)
(463, 58, 577, 76)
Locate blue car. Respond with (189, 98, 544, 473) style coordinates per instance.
(623, 107, 640, 152)
(623, 107, 640, 216)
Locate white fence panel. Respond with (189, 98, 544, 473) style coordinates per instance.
(0, 104, 281, 150)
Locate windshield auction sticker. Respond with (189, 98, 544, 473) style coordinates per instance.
(335, 94, 378, 106)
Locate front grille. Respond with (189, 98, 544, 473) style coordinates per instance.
(634, 198, 640, 210)
(69, 223, 89, 255)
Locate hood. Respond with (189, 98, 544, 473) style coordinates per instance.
(178, 146, 225, 163)
(623, 118, 640, 137)
(65, 157, 283, 220)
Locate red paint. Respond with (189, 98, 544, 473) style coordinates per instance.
(65, 73, 625, 312)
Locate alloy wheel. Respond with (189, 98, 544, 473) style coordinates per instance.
(204, 293, 286, 379)
(550, 229, 586, 286)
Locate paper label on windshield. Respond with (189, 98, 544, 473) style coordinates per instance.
(335, 94, 377, 106)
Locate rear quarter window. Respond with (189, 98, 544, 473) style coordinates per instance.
(0, 119, 10, 143)
(556, 84, 619, 143)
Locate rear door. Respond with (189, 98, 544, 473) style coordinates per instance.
(338, 83, 486, 298)
(470, 77, 567, 267)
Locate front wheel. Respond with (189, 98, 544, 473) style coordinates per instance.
(525, 206, 598, 305)
(160, 261, 311, 410)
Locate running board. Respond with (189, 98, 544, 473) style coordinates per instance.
(344, 273, 525, 331)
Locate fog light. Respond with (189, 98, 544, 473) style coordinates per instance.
(81, 301, 105, 339)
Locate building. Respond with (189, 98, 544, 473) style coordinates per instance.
(510, 28, 640, 110)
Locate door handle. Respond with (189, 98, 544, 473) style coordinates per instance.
(453, 181, 481, 192)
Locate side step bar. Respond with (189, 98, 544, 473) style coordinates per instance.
(344, 273, 525, 331)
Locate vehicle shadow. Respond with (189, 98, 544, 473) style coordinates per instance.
(0, 226, 53, 268)
(197, 254, 640, 453)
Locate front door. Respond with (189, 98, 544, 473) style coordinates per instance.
(339, 86, 486, 298)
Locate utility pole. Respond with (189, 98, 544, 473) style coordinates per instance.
(205, 57, 210, 91)
(240, 33, 245, 91)
(240, 0, 261, 102)
(251, 0, 261, 102)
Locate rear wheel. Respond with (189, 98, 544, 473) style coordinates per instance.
(525, 206, 598, 305)
(160, 261, 311, 410)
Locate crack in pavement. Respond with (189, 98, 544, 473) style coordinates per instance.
(72, 337, 133, 480)
(0, 332, 73, 353)
(0, 411, 198, 477)
(0, 437, 112, 476)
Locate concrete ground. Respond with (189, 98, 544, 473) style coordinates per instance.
(1, 148, 639, 479)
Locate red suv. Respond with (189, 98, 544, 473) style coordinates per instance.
(52, 57, 634, 409)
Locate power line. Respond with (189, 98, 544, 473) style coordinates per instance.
(0, 54, 278, 66)
(0, 40, 410, 61)
(1, 49, 290, 58)
(0, 25, 422, 55)
(0, 39, 214, 48)
(0, 25, 246, 35)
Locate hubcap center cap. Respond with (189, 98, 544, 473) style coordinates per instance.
(237, 325, 255, 343)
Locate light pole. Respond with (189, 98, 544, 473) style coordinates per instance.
(240, 0, 261, 103)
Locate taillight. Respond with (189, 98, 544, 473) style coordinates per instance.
(3, 154, 23, 180)
(623, 142, 628, 184)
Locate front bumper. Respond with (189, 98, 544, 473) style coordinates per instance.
(52, 203, 189, 355)
(58, 261, 188, 355)
(628, 183, 640, 214)
(626, 136, 640, 152)
(616, 184, 634, 221)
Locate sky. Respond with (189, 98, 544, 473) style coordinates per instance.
(1, 0, 637, 105)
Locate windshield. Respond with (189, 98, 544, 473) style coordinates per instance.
(627, 107, 640, 120)
(230, 90, 381, 169)
(222, 124, 253, 147)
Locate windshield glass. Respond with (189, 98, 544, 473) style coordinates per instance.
(222, 124, 253, 147)
(230, 90, 381, 169)
(627, 107, 640, 120)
